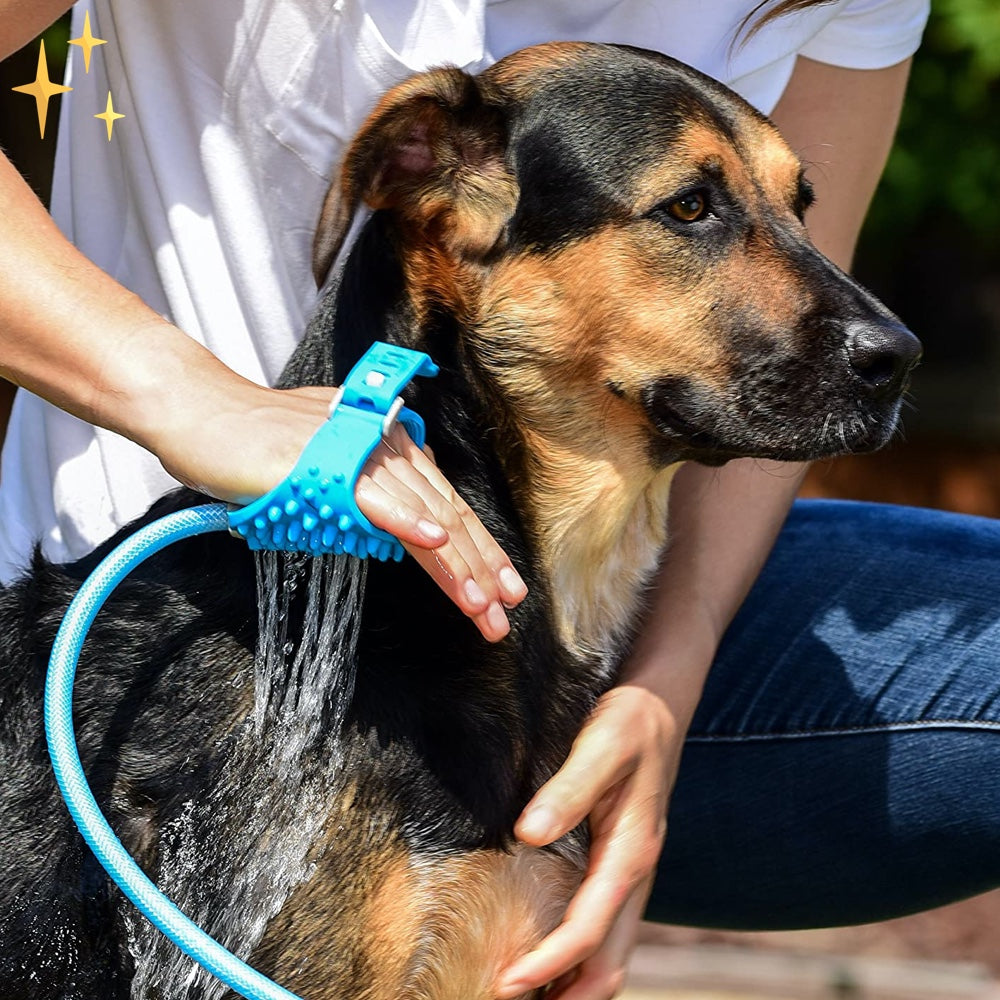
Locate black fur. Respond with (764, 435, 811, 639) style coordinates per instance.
(0, 210, 605, 1000)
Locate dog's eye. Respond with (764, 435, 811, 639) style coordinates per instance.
(667, 192, 707, 222)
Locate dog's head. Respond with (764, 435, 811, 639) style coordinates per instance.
(313, 42, 919, 471)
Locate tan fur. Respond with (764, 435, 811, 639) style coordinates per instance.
(484, 42, 597, 98)
(471, 234, 720, 654)
(255, 787, 581, 1000)
(369, 846, 582, 1000)
(524, 439, 679, 657)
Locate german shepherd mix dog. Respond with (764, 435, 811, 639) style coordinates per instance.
(0, 43, 918, 1000)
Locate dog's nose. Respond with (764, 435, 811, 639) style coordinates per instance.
(845, 320, 921, 396)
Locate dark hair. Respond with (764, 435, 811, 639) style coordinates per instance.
(742, 0, 837, 41)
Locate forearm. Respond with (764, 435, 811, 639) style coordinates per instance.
(0, 5, 238, 460)
(623, 459, 805, 724)
(0, 150, 245, 453)
(0, 6, 226, 450)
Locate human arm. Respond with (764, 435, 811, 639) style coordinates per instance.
(0, 9, 525, 638)
(497, 54, 915, 1000)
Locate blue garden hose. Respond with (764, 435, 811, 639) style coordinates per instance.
(44, 503, 300, 1000)
(43, 342, 438, 1000)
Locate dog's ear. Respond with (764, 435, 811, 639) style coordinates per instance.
(312, 67, 516, 287)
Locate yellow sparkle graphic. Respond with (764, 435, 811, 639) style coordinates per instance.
(95, 91, 125, 140)
(68, 11, 108, 74)
(11, 40, 72, 139)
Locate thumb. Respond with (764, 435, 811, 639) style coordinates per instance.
(515, 725, 634, 847)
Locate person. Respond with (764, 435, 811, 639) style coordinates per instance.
(6, 3, 1000, 1000)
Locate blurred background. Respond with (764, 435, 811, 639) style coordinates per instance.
(2, 3, 999, 998)
(800, 0, 1000, 519)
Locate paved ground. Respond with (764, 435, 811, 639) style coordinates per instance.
(622, 943, 1000, 999)
(622, 893, 1000, 1000)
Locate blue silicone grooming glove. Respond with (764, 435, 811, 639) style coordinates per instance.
(227, 342, 439, 561)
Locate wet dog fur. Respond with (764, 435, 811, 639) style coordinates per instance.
(0, 43, 919, 1000)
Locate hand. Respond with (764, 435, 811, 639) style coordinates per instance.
(155, 382, 527, 643)
(355, 422, 528, 642)
(496, 685, 681, 1000)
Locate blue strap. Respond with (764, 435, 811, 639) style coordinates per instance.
(227, 342, 438, 560)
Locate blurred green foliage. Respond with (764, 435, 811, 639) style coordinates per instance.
(863, 0, 1000, 248)
(42, 15, 70, 74)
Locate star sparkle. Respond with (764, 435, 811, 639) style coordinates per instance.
(95, 91, 125, 140)
(11, 40, 72, 139)
(68, 11, 108, 74)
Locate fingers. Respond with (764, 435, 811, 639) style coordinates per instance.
(496, 875, 652, 1000)
(499, 689, 676, 998)
(516, 687, 671, 847)
(516, 721, 637, 846)
(352, 470, 450, 549)
(354, 424, 528, 642)
(546, 880, 652, 1000)
(499, 780, 665, 995)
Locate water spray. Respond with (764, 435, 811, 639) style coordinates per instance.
(44, 342, 438, 1000)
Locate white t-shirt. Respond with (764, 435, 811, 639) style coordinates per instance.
(0, 0, 929, 581)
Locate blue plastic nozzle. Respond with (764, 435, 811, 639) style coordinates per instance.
(227, 342, 438, 560)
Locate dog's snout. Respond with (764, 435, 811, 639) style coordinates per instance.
(845, 321, 921, 396)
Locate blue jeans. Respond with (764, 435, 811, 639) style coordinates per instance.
(646, 499, 1000, 930)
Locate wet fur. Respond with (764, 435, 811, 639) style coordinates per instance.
(0, 43, 917, 999)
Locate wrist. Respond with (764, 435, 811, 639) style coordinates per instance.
(114, 335, 334, 502)
(98, 321, 244, 453)
(90, 319, 276, 498)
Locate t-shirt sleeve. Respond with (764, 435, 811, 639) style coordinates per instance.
(798, 0, 931, 69)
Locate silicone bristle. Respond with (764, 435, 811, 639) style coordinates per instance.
(226, 340, 437, 559)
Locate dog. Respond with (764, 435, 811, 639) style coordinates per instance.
(0, 42, 919, 1000)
